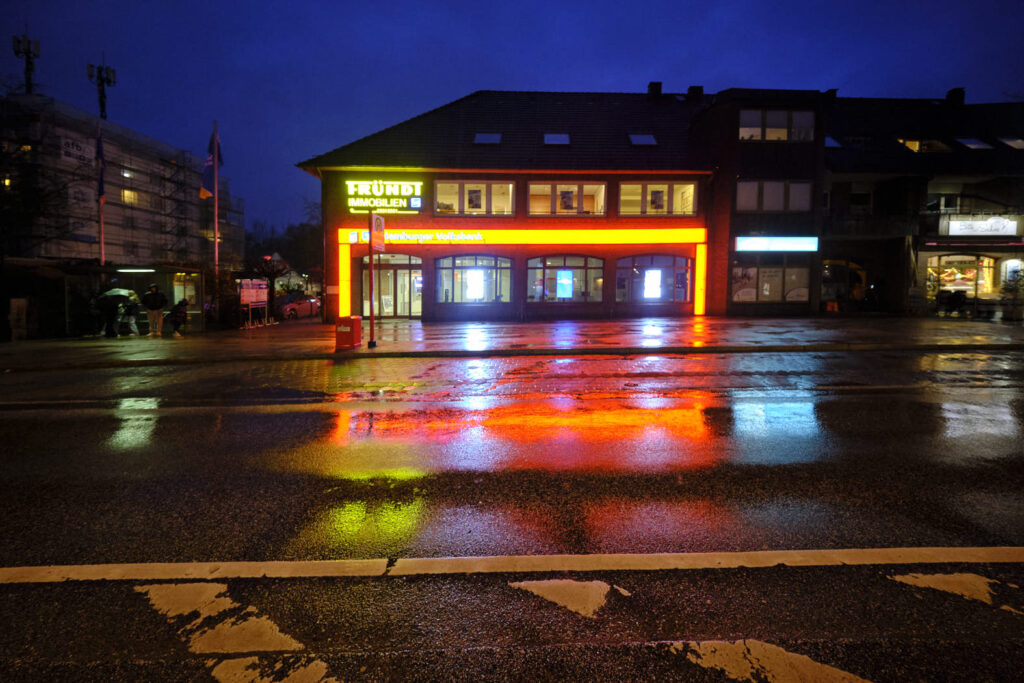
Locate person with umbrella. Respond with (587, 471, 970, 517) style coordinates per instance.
(97, 287, 132, 338)
(141, 283, 168, 338)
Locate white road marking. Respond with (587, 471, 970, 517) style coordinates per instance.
(2, 547, 1023, 584)
(509, 579, 613, 618)
(136, 583, 337, 682)
(889, 572, 1023, 615)
(673, 639, 872, 682)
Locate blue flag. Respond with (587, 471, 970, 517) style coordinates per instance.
(200, 130, 223, 199)
(96, 128, 105, 204)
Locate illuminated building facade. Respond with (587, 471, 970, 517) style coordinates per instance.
(301, 86, 712, 321)
(301, 85, 1024, 322)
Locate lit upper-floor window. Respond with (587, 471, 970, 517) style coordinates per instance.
(620, 182, 697, 216)
(121, 189, 138, 206)
(926, 193, 960, 213)
(434, 181, 514, 216)
(898, 138, 950, 153)
(739, 110, 814, 142)
(529, 182, 606, 216)
(736, 180, 812, 212)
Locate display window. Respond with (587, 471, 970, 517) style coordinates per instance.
(436, 255, 512, 303)
(527, 255, 604, 302)
(925, 254, 995, 299)
(615, 254, 693, 303)
(732, 254, 810, 303)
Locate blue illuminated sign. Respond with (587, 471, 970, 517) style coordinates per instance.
(735, 236, 819, 252)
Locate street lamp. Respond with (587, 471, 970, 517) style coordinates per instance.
(87, 58, 116, 120)
(12, 34, 40, 95)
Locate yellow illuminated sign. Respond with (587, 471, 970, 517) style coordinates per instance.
(340, 227, 706, 246)
(345, 179, 424, 214)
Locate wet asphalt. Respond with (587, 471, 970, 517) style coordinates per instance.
(1, 329, 1023, 679)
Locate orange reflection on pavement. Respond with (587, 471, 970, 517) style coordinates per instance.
(585, 498, 738, 549)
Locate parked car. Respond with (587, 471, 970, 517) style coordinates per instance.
(280, 297, 321, 319)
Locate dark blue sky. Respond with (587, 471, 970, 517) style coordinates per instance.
(4, 0, 1022, 233)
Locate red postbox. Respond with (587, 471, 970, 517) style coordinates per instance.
(334, 316, 362, 351)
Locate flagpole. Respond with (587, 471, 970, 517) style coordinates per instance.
(368, 213, 376, 348)
(98, 121, 105, 266)
(213, 120, 219, 279)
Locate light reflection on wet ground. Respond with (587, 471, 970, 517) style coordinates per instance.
(1, 350, 1022, 564)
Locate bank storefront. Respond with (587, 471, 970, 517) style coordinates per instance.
(919, 215, 1023, 317)
(338, 226, 708, 322)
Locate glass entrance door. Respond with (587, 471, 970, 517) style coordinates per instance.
(362, 266, 422, 318)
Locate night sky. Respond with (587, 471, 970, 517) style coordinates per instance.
(4, 0, 1021, 234)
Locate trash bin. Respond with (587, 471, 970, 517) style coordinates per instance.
(335, 316, 362, 351)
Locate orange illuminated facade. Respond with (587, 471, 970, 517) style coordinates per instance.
(301, 88, 727, 321)
(320, 169, 712, 321)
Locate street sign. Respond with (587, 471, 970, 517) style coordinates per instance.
(371, 213, 385, 253)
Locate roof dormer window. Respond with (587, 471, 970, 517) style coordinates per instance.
(629, 134, 657, 146)
(956, 138, 992, 150)
(998, 137, 1024, 150)
(544, 133, 570, 145)
(474, 133, 501, 144)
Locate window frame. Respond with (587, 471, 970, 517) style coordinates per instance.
(433, 180, 515, 217)
(614, 254, 694, 304)
(735, 180, 814, 213)
(526, 255, 604, 303)
(738, 109, 816, 142)
(435, 254, 513, 304)
(618, 181, 698, 217)
(528, 182, 607, 216)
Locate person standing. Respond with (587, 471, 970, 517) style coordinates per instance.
(118, 291, 141, 336)
(169, 299, 188, 337)
(141, 283, 168, 338)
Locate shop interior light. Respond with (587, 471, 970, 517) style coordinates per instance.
(116, 268, 155, 273)
(643, 269, 662, 299)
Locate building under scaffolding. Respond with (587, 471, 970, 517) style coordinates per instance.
(1, 93, 245, 339)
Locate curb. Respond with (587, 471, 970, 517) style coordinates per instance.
(3, 341, 1024, 373)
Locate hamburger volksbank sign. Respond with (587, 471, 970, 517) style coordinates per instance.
(345, 180, 423, 214)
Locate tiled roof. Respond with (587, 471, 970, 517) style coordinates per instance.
(298, 90, 706, 173)
(825, 97, 1024, 174)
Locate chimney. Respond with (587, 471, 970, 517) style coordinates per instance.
(647, 81, 662, 98)
(945, 87, 965, 106)
(686, 85, 704, 102)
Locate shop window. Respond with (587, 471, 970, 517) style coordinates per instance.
(735, 180, 812, 212)
(434, 181, 514, 216)
(738, 110, 815, 142)
(619, 182, 697, 216)
(436, 255, 512, 304)
(615, 255, 692, 303)
(926, 254, 996, 300)
(529, 182, 606, 216)
(527, 255, 603, 302)
(733, 254, 810, 303)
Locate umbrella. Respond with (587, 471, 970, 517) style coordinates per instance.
(101, 288, 135, 298)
